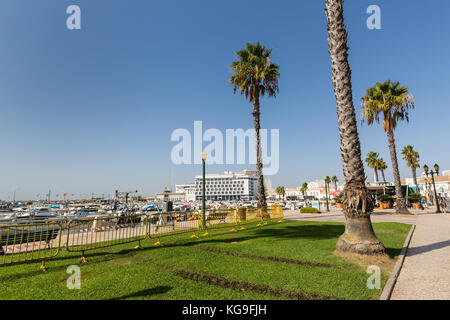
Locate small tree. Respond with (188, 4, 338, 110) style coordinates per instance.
(331, 176, 339, 190)
(365, 152, 380, 184)
(300, 183, 308, 199)
(402, 145, 420, 190)
(275, 186, 286, 200)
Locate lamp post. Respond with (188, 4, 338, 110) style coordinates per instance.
(424, 164, 441, 213)
(324, 176, 330, 212)
(201, 152, 207, 229)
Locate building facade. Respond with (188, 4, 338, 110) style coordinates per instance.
(191, 169, 258, 201)
(403, 169, 450, 199)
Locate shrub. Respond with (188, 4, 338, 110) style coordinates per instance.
(300, 207, 321, 214)
(334, 196, 343, 204)
(407, 193, 422, 203)
(377, 194, 393, 202)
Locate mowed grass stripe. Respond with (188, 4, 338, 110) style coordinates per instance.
(198, 246, 335, 268)
(148, 259, 341, 300)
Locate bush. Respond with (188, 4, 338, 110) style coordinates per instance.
(377, 194, 393, 202)
(334, 196, 343, 204)
(300, 207, 321, 214)
(406, 193, 422, 203)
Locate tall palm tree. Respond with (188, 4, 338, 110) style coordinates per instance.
(365, 152, 380, 184)
(229, 42, 280, 208)
(376, 158, 388, 183)
(300, 183, 308, 199)
(361, 80, 414, 214)
(324, 176, 331, 189)
(401, 145, 420, 190)
(331, 176, 339, 191)
(275, 186, 285, 200)
(325, 0, 385, 255)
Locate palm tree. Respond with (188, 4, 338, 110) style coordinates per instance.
(361, 80, 414, 214)
(324, 176, 331, 188)
(402, 145, 420, 190)
(365, 152, 380, 184)
(376, 158, 388, 183)
(300, 183, 308, 199)
(229, 42, 280, 208)
(331, 176, 339, 191)
(275, 186, 285, 200)
(325, 0, 385, 255)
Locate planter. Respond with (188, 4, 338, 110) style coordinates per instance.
(381, 203, 390, 209)
(336, 203, 343, 209)
(412, 203, 421, 210)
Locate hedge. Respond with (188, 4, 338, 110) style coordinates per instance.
(300, 207, 321, 214)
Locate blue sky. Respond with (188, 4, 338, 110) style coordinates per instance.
(1, 0, 449, 200)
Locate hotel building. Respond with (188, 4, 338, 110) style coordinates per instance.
(176, 169, 260, 201)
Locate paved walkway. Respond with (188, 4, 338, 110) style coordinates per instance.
(284, 208, 450, 300)
(283, 208, 418, 224)
(391, 213, 450, 300)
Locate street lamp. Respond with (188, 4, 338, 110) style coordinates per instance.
(424, 164, 441, 213)
(324, 176, 330, 212)
(201, 152, 207, 229)
(434, 164, 440, 176)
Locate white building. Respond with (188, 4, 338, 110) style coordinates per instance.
(175, 184, 196, 202)
(403, 169, 450, 199)
(285, 187, 301, 198)
(190, 169, 258, 201)
(264, 179, 273, 194)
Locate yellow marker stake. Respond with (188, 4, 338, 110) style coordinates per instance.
(134, 240, 144, 250)
(202, 230, 210, 237)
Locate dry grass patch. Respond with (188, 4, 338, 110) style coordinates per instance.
(334, 251, 395, 273)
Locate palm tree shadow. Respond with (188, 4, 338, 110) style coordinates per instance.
(110, 286, 172, 300)
(407, 239, 450, 257)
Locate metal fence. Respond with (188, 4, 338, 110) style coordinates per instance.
(0, 221, 62, 271)
(66, 214, 148, 262)
(0, 206, 283, 270)
(148, 211, 201, 240)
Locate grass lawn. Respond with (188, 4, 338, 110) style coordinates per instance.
(0, 220, 411, 300)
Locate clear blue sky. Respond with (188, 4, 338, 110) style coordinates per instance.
(1, 0, 449, 200)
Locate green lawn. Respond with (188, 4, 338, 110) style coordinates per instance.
(0, 220, 411, 300)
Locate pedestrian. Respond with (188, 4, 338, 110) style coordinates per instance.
(440, 197, 447, 213)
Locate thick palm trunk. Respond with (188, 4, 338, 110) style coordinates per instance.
(386, 130, 409, 214)
(325, 0, 385, 255)
(253, 93, 267, 208)
(412, 167, 418, 190)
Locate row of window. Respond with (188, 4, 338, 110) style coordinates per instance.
(196, 191, 248, 195)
